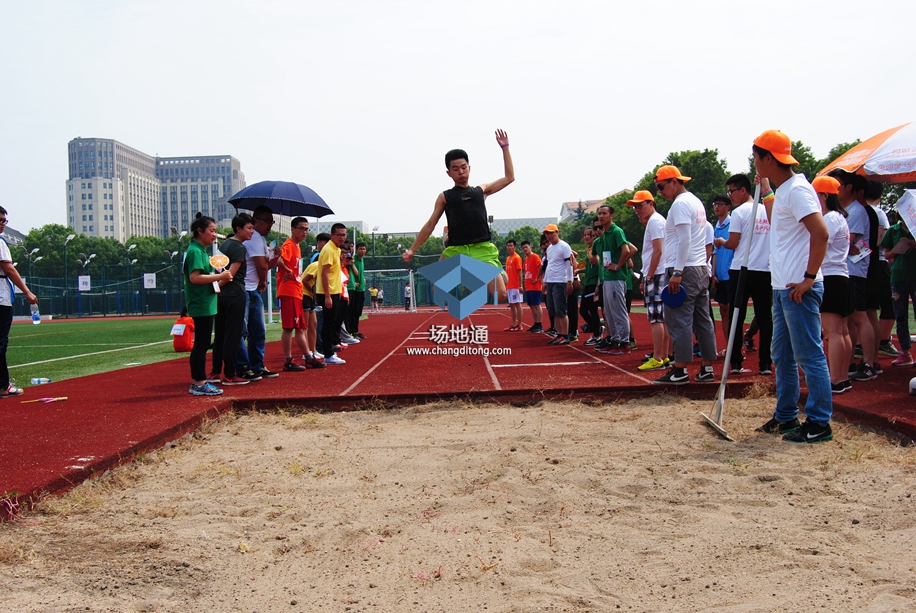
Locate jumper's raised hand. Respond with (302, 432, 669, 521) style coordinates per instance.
(495, 129, 509, 148)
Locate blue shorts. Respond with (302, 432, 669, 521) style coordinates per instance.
(525, 290, 542, 306)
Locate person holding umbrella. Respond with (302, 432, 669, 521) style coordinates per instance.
(403, 129, 515, 303)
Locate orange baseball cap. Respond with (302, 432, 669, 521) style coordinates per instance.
(812, 176, 840, 195)
(655, 165, 691, 182)
(544, 223, 559, 233)
(753, 130, 799, 165)
(627, 190, 655, 206)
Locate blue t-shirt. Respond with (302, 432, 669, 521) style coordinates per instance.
(713, 216, 734, 280)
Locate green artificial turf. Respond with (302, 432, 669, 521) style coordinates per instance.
(8, 317, 283, 387)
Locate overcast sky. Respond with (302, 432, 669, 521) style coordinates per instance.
(2, 0, 913, 237)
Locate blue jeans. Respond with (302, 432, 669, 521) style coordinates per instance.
(771, 283, 832, 425)
(891, 280, 916, 351)
(237, 290, 266, 372)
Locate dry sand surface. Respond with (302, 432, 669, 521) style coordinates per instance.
(3, 394, 916, 613)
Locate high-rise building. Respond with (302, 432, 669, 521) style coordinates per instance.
(65, 137, 245, 241)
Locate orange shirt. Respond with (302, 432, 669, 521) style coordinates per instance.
(524, 253, 542, 292)
(505, 252, 523, 290)
(277, 238, 303, 299)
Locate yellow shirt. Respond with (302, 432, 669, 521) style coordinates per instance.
(315, 241, 342, 295)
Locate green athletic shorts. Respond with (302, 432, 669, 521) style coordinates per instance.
(442, 241, 502, 269)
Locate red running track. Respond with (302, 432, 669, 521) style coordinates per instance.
(2, 307, 914, 519)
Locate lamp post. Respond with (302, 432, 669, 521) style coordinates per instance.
(371, 226, 379, 267)
(23, 248, 43, 286)
(123, 244, 136, 313)
(64, 234, 75, 317)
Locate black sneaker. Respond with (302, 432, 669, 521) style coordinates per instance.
(756, 416, 801, 434)
(842, 379, 852, 391)
(238, 369, 263, 382)
(653, 368, 689, 385)
(831, 381, 847, 394)
(355, 332, 367, 340)
(782, 420, 833, 444)
(258, 368, 280, 379)
(873, 362, 884, 375)
(849, 363, 876, 381)
(730, 363, 745, 375)
(545, 328, 558, 337)
(695, 366, 715, 383)
(528, 324, 543, 333)
(848, 363, 859, 377)
(878, 342, 900, 357)
(284, 359, 306, 372)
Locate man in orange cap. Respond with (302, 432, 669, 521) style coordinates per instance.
(628, 191, 670, 371)
(652, 166, 718, 385)
(752, 129, 832, 443)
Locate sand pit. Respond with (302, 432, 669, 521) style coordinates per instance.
(3, 395, 916, 612)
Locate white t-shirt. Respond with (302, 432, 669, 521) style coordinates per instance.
(871, 204, 889, 261)
(545, 240, 573, 283)
(705, 221, 715, 276)
(728, 200, 771, 272)
(243, 231, 269, 291)
(844, 201, 869, 279)
(822, 210, 850, 277)
(0, 240, 12, 307)
(770, 174, 823, 289)
(664, 191, 708, 269)
(641, 211, 666, 277)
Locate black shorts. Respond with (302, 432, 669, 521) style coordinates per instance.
(302, 294, 315, 312)
(822, 275, 852, 317)
(849, 276, 867, 312)
(865, 260, 894, 318)
(714, 279, 730, 305)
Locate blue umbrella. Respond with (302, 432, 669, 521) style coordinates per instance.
(228, 180, 334, 218)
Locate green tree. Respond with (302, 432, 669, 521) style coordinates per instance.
(636, 149, 731, 219)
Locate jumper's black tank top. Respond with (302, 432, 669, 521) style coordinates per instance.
(443, 186, 490, 246)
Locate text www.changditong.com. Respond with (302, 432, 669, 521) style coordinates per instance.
(406, 346, 512, 357)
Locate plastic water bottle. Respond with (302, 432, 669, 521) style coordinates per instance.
(30, 303, 40, 325)
(30, 378, 51, 385)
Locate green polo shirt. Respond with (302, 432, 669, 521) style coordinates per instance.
(880, 222, 916, 282)
(591, 224, 629, 282)
(183, 240, 217, 317)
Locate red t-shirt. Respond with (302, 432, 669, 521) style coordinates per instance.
(524, 253, 542, 292)
(505, 252, 523, 290)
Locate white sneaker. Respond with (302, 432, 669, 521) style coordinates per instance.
(341, 335, 360, 344)
(325, 354, 346, 365)
(313, 351, 324, 359)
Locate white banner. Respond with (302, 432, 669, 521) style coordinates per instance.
(78, 275, 91, 291)
(143, 273, 156, 289)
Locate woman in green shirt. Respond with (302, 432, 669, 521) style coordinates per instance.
(184, 214, 231, 396)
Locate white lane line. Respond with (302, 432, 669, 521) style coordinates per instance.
(339, 313, 441, 396)
(491, 361, 601, 368)
(567, 343, 654, 384)
(468, 315, 501, 391)
(10, 341, 171, 369)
